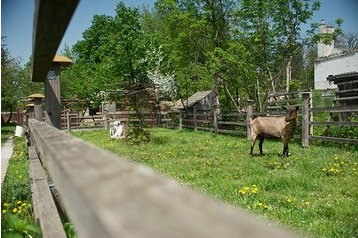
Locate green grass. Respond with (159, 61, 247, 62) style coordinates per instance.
(73, 128, 358, 238)
(1, 124, 15, 146)
(1, 137, 40, 237)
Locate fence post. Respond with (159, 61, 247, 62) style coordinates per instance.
(179, 111, 183, 130)
(246, 100, 253, 140)
(213, 107, 218, 135)
(194, 107, 197, 131)
(67, 110, 71, 132)
(103, 110, 109, 130)
(301, 92, 311, 147)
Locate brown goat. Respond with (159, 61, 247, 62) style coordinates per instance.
(250, 106, 299, 157)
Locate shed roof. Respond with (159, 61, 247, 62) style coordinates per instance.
(53, 55, 72, 66)
(28, 93, 45, 99)
(327, 72, 358, 83)
(177, 90, 213, 109)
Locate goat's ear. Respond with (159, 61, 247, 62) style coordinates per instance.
(282, 106, 287, 110)
(295, 106, 299, 111)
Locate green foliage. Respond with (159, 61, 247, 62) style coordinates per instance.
(1, 38, 44, 117)
(59, 0, 331, 111)
(1, 137, 40, 237)
(62, 2, 155, 104)
(126, 126, 151, 144)
(1, 124, 15, 146)
(74, 128, 358, 238)
(2, 215, 41, 238)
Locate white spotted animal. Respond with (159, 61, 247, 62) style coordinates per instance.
(110, 121, 125, 139)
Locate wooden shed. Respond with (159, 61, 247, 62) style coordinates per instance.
(177, 90, 218, 112)
(327, 72, 358, 107)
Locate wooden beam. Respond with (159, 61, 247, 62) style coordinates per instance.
(29, 146, 66, 238)
(309, 106, 358, 113)
(29, 119, 300, 238)
(309, 136, 358, 145)
(32, 0, 79, 82)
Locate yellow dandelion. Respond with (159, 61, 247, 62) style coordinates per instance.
(3, 203, 10, 207)
(304, 201, 310, 205)
(244, 186, 250, 191)
(287, 198, 293, 203)
(12, 208, 18, 213)
(322, 168, 327, 171)
(2, 209, 7, 214)
(21, 203, 27, 207)
(263, 205, 269, 209)
(257, 202, 263, 206)
(238, 189, 246, 195)
(16, 201, 22, 205)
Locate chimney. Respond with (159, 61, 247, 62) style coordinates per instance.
(318, 20, 335, 58)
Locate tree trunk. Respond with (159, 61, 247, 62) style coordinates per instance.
(256, 78, 262, 112)
(286, 58, 292, 93)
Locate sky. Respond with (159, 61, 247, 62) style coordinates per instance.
(1, 0, 358, 65)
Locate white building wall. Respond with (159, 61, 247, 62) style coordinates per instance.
(314, 52, 358, 90)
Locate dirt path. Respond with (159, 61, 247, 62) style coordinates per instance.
(1, 136, 14, 185)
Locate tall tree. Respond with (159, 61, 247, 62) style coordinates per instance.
(1, 38, 43, 122)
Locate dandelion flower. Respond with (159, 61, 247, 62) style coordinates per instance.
(16, 201, 22, 205)
(287, 198, 293, 203)
(304, 201, 310, 205)
(238, 189, 246, 195)
(244, 186, 250, 191)
(263, 205, 269, 209)
(3, 203, 10, 207)
(2, 209, 7, 214)
(12, 208, 18, 213)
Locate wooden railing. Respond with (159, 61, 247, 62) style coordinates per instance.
(28, 118, 299, 238)
(59, 92, 357, 146)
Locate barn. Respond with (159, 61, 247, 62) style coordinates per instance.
(176, 90, 218, 112)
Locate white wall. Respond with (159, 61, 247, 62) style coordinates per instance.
(314, 52, 358, 90)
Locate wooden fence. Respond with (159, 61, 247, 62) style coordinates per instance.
(59, 91, 357, 146)
(28, 118, 299, 238)
(62, 111, 177, 132)
(178, 91, 358, 145)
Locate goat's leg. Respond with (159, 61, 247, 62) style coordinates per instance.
(258, 136, 264, 156)
(282, 143, 289, 158)
(250, 135, 258, 156)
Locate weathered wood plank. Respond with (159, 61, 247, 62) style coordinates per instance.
(310, 121, 358, 126)
(335, 88, 358, 94)
(29, 119, 299, 238)
(309, 136, 358, 144)
(32, 0, 79, 82)
(28, 146, 66, 238)
(309, 106, 358, 113)
(336, 79, 358, 86)
(333, 95, 358, 101)
(218, 121, 246, 126)
(217, 129, 246, 135)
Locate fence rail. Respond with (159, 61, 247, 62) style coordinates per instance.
(57, 91, 357, 146)
(28, 118, 298, 238)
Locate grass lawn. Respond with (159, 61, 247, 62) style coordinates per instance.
(73, 128, 358, 238)
(1, 137, 41, 237)
(1, 124, 16, 146)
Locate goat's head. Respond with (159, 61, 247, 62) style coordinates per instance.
(112, 121, 122, 126)
(282, 106, 299, 122)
